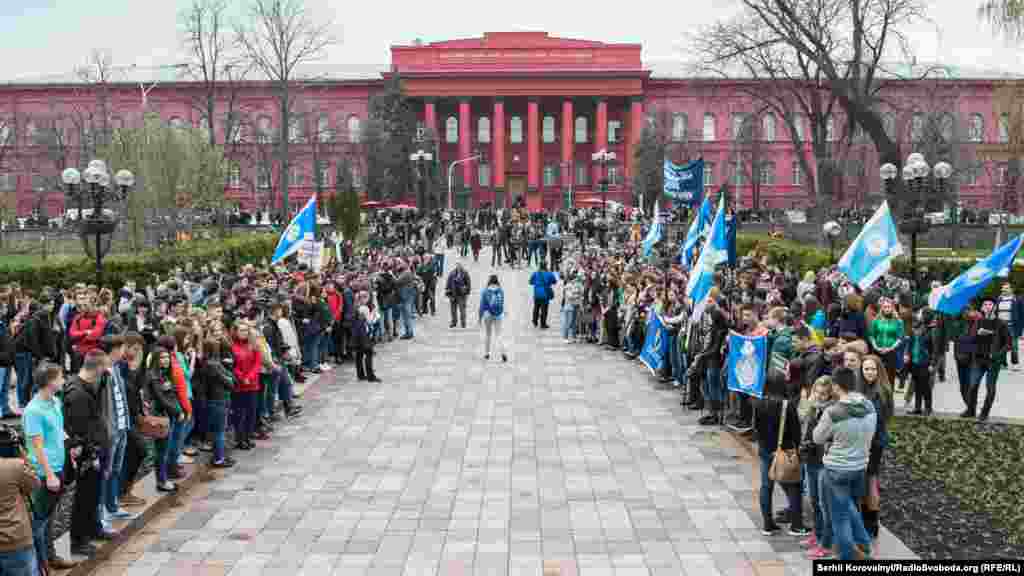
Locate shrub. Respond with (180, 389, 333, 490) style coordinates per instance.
(0, 234, 278, 290)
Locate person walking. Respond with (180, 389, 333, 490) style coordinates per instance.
(529, 262, 558, 329)
(996, 282, 1022, 370)
(965, 297, 1010, 421)
(445, 263, 472, 329)
(353, 306, 381, 382)
(479, 275, 508, 362)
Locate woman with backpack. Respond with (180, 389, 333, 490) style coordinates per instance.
(479, 275, 508, 362)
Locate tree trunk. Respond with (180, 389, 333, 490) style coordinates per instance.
(279, 85, 290, 219)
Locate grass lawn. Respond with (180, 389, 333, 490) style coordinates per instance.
(0, 253, 80, 266)
(887, 416, 1024, 546)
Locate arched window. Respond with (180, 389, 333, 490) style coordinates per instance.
(999, 113, 1010, 143)
(702, 113, 716, 141)
(347, 115, 362, 143)
(793, 114, 806, 141)
(940, 113, 955, 143)
(543, 165, 557, 187)
(317, 114, 331, 143)
(289, 116, 305, 143)
(883, 113, 896, 140)
(911, 113, 924, 142)
(477, 117, 490, 143)
(575, 116, 588, 143)
(24, 121, 37, 145)
(257, 116, 273, 143)
(445, 116, 458, 143)
(671, 113, 687, 142)
(762, 114, 776, 142)
(0, 122, 9, 145)
(350, 165, 362, 189)
(731, 113, 749, 140)
(510, 116, 523, 143)
(168, 116, 185, 131)
(825, 115, 836, 141)
(542, 116, 556, 143)
(760, 161, 776, 185)
(968, 113, 984, 142)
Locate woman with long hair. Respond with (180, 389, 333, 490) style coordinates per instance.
(230, 322, 262, 451)
(479, 274, 508, 362)
(147, 347, 182, 493)
(868, 298, 903, 382)
(859, 354, 894, 541)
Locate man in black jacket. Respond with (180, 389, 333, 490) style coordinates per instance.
(965, 297, 1011, 421)
(63, 350, 114, 556)
(14, 294, 57, 410)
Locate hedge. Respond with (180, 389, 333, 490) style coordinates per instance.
(0, 234, 279, 290)
(737, 233, 1024, 301)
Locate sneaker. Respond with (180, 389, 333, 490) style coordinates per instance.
(212, 459, 235, 469)
(198, 442, 214, 453)
(110, 509, 137, 520)
(788, 526, 811, 537)
(183, 447, 198, 457)
(807, 545, 833, 559)
(800, 535, 817, 548)
(178, 455, 194, 465)
(156, 482, 177, 493)
(761, 524, 781, 536)
(774, 511, 791, 525)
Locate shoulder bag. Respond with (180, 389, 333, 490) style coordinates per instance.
(768, 399, 801, 484)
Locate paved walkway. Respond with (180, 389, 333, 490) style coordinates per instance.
(92, 249, 913, 576)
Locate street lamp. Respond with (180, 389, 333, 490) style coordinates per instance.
(823, 220, 842, 263)
(62, 161, 133, 288)
(447, 151, 482, 211)
(410, 150, 433, 211)
(592, 149, 616, 220)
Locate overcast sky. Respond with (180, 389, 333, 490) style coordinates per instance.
(0, 0, 1020, 81)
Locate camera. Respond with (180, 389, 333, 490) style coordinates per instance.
(0, 424, 22, 459)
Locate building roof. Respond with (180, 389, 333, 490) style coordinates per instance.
(643, 59, 1024, 81)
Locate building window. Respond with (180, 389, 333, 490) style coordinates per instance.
(968, 113, 984, 142)
(542, 116, 556, 143)
(289, 166, 305, 188)
(510, 116, 523, 144)
(576, 162, 590, 186)
(910, 113, 924, 142)
(0, 122, 10, 145)
(315, 160, 330, 188)
(826, 115, 836, 141)
(257, 166, 270, 188)
(445, 116, 458, 143)
(225, 119, 244, 143)
(0, 173, 14, 191)
(575, 116, 589, 143)
(760, 161, 776, 185)
(671, 113, 687, 142)
(415, 121, 425, 142)
(478, 117, 491, 143)
(317, 114, 331, 143)
(703, 113, 716, 141)
(289, 116, 305, 143)
(31, 173, 44, 191)
(350, 166, 362, 189)
(478, 163, 491, 187)
(704, 162, 715, 187)
(762, 114, 776, 142)
(347, 116, 362, 143)
(543, 165, 558, 187)
(793, 114, 806, 141)
(792, 161, 803, 186)
(732, 113, 749, 140)
(607, 164, 620, 186)
(228, 164, 241, 188)
(998, 162, 1009, 186)
(999, 113, 1010, 144)
(257, 116, 273, 143)
(608, 120, 621, 143)
(883, 114, 896, 140)
(964, 165, 978, 186)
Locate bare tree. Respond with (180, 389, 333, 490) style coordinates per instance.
(70, 49, 118, 158)
(978, 0, 1024, 39)
(694, 0, 928, 214)
(0, 111, 21, 239)
(632, 103, 714, 216)
(234, 0, 336, 217)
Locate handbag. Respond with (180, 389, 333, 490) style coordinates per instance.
(768, 399, 802, 484)
(138, 415, 170, 439)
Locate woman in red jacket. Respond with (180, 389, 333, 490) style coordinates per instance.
(325, 281, 344, 364)
(230, 322, 261, 450)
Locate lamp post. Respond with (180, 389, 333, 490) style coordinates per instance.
(447, 151, 481, 211)
(410, 149, 433, 211)
(61, 161, 133, 288)
(592, 149, 616, 220)
(823, 220, 842, 263)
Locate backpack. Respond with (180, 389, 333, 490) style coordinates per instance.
(486, 289, 504, 317)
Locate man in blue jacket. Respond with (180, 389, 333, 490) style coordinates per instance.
(529, 262, 558, 329)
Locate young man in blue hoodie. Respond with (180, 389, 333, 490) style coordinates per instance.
(529, 263, 558, 329)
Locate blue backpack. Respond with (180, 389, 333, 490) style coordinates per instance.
(485, 289, 504, 317)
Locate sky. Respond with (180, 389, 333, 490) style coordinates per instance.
(0, 0, 1021, 81)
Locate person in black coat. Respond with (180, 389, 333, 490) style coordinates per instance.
(116, 332, 149, 507)
(753, 379, 806, 536)
(353, 306, 381, 383)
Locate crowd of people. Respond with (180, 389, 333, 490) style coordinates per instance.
(0, 203, 1017, 573)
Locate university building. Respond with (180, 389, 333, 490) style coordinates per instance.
(0, 31, 1021, 216)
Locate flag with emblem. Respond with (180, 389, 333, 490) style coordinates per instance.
(837, 201, 903, 290)
(639, 311, 671, 375)
(727, 331, 766, 399)
(929, 234, 1024, 314)
(686, 196, 728, 321)
(641, 202, 664, 259)
(271, 196, 317, 265)
(680, 195, 714, 269)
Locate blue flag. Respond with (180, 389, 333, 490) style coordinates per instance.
(642, 203, 664, 259)
(837, 201, 903, 290)
(725, 211, 737, 267)
(639, 311, 671, 375)
(664, 159, 704, 205)
(680, 196, 714, 269)
(271, 196, 317, 265)
(929, 235, 1024, 314)
(686, 197, 728, 320)
(727, 331, 766, 399)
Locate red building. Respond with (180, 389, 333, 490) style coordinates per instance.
(1, 31, 1020, 216)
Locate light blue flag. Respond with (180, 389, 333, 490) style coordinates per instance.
(640, 310, 672, 376)
(680, 196, 714, 269)
(686, 197, 728, 320)
(837, 201, 903, 290)
(271, 196, 317, 265)
(641, 203, 663, 259)
(929, 235, 1024, 315)
(727, 331, 766, 399)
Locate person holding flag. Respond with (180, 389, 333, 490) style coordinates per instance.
(837, 201, 902, 291)
(270, 197, 317, 266)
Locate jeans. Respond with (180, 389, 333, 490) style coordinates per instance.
(0, 545, 37, 576)
(561, 305, 578, 340)
(302, 332, 322, 369)
(232, 391, 258, 444)
(759, 449, 804, 529)
(807, 464, 832, 548)
(703, 361, 725, 404)
(31, 486, 56, 572)
(433, 253, 445, 277)
(207, 400, 227, 462)
(400, 297, 415, 337)
(532, 298, 550, 328)
(449, 296, 467, 327)
(968, 362, 999, 417)
(275, 367, 294, 405)
(481, 316, 506, 357)
(0, 366, 12, 416)
(99, 429, 128, 527)
(320, 329, 333, 362)
(14, 352, 33, 409)
(158, 419, 186, 484)
(827, 467, 872, 560)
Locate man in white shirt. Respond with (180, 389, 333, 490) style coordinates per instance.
(432, 236, 446, 277)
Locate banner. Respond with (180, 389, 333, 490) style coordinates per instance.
(639, 311, 672, 375)
(298, 239, 323, 272)
(664, 158, 704, 205)
(727, 331, 766, 399)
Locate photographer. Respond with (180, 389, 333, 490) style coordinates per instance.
(0, 424, 38, 576)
